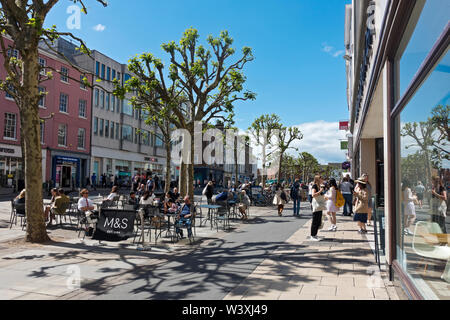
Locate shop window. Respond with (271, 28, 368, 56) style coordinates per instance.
(395, 50, 449, 299)
(395, 0, 450, 99)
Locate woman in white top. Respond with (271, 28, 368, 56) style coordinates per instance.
(402, 180, 416, 235)
(139, 191, 155, 205)
(273, 184, 286, 217)
(106, 186, 119, 201)
(325, 178, 338, 231)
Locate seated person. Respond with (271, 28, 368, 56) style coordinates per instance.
(175, 196, 193, 239)
(14, 189, 26, 215)
(238, 190, 251, 220)
(44, 188, 58, 221)
(168, 187, 181, 203)
(48, 189, 70, 226)
(77, 189, 98, 234)
(139, 191, 155, 205)
(106, 186, 119, 201)
(166, 198, 179, 213)
(127, 191, 139, 210)
(214, 190, 229, 202)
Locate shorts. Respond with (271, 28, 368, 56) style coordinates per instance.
(417, 193, 424, 201)
(354, 213, 368, 223)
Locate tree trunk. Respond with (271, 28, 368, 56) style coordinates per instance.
(165, 142, 171, 194)
(234, 135, 238, 185)
(21, 52, 49, 243)
(188, 125, 195, 200)
(278, 152, 283, 183)
(180, 162, 187, 197)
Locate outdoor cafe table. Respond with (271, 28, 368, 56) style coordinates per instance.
(198, 205, 222, 230)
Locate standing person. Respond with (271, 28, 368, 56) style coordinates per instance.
(273, 183, 287, 217)
(91, 173, 97, 190)
(290, 178, 301, 216)
(238, 190, 251, 220)
(431, 176, 447, 233)
(325, 178, 338, 231)
(340, 175, 354, 216)
(308, 181, 313, 210)
(205, 181, 214, 204)
(362, 173, 373, 225)
(402, 180, 417, 236)
(110, 175, 114, 188)
(353, 177, 369, 234)
(415, 181, 425, 209)
(310, 176, 326, 241)
(146, 176, 155, 193)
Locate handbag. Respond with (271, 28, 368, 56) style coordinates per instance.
(312, 195, 326, 212)
(438, 200, 447, 217)
(202, 185, 208, 196)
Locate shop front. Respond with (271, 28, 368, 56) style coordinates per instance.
(52, 156, 80, 189)
(0, 144, 23, 191)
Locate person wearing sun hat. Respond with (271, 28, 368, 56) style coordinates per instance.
(353, 176, 369, 234)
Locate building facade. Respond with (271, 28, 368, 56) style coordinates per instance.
(0, 37, 92, 191)
(345, 0, 449, 299)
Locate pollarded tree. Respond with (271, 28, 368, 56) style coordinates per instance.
(276, 126, 303, 181)
(0, 0, 106, 243)
(118, 28, 255, 199)
(248, 114, 282, 188)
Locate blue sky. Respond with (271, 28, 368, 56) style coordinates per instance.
(45, 0, 351, 163)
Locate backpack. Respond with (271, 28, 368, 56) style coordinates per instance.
(335, 190, 345, 208)
(290, 183, 300, 199)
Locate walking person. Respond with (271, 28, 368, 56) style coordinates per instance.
(290, 178, 301, 216)
(91, 173, 97, 191)
(415, 181, 425, 209)
(353, 177, 369, 234)
(273, 183, 287, 217)
(430, 176, 447, 233)
(361, 173, 373, 226)
(325, 178, 338, 231)
(340, 175, 353, 216)
(402, 180, 417, 236)
(204, 181, 214, 204)
(308, 181, 313, 210)
(309, 175, 326, 241)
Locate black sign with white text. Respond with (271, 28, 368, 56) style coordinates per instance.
(93, 209, 136, 242)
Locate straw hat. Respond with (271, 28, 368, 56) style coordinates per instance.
(355, 177, 367, 185)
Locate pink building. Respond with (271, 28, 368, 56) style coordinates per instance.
(0, 37, 92, 191)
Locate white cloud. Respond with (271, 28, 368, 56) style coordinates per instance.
(322, 43, 334, 53)
(238, 120, 349, 167)
(322, 42, 344, 59)
(93, 24, 106, 32)
(333, 50, 345, 58)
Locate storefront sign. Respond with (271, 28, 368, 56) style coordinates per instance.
(341, 141, 349, 150)
(93, 209, 136, 242)
(339, 121, 349, 131)
(0, 148, 15, 154)
(55, 156, 79, 165)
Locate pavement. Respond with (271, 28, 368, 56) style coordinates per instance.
(0, 199, 400, 300)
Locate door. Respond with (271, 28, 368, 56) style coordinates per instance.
(62, 166, 71, 188)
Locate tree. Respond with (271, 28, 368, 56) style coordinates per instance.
(298, 152, 320, 183)
(0, 0, 106, 243)
(248, 114, 282, 188)
(118, 28, 255, 199)
(276, 126, 303, 181)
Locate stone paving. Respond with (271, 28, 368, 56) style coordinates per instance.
(224, 215, 399, 300)
(0, 199, 400, 300)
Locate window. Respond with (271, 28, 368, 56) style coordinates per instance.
(111, 95, 115, 112)
(124, 73, 131, 82)
(79, 99, 87, 118)
(122, 125, 133, 142)
(40, 121, 44, 144)
(395, 0, 450, 99)
(106, 93, 110, 111)
(60, 66, 69, 83)
(7, 48, 18, 58)
(100, 90, 104, 109)
(122, 99, 133, 116)
(94, 117, 98, 135)
(99, 119, 104, 136)
(59, 93, 68, 113)
(5, 83, 15, 99)
(395, 50, 450, 300)
(112, 69, 116, 80)
(105, 120, 109, 138)
(77, 128, 85, 149)
(3, 113, 17, 139)
(107, 67, 111, 81)
(155, 136, 164, 147)
(117, 99, 121, 113)
(80, 74, 87, 89)
(111, 122, 115, 139)
(117, 72, 121, 83)
(58, 124, 67, 146)
(142, 130, 149, 146)
(95, 61, 100, 77)
(39, 57, 46, 76)
(115, 122, 120, 140)
(134, 128, 138, 144)
(95, 89, 99, 107)
(38, 87, 46, 108)
(101, 64, 105, 79)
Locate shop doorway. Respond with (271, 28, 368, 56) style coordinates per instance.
(56, 165, 75, 189)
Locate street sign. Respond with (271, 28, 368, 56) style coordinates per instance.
(339, 121, 349, 131)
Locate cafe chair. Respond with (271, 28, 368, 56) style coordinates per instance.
(52, 201, 71, 228)
(412, 221, 450, 277)
(214, 200, 230, 231)
(174, 206, 195, 244)
(9, 200, 26, 230)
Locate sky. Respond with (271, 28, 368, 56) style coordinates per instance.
(45, 0, 352, 164)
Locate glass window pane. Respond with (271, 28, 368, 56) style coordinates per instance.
(396, 0, 450, 98)
(396, 50, 450, 300)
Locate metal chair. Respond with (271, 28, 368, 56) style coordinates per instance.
(214, 200, 230, 231)
(9, 200, 26, 230)
(174, 205, 195, 244)
(52, 201, 71, 227)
